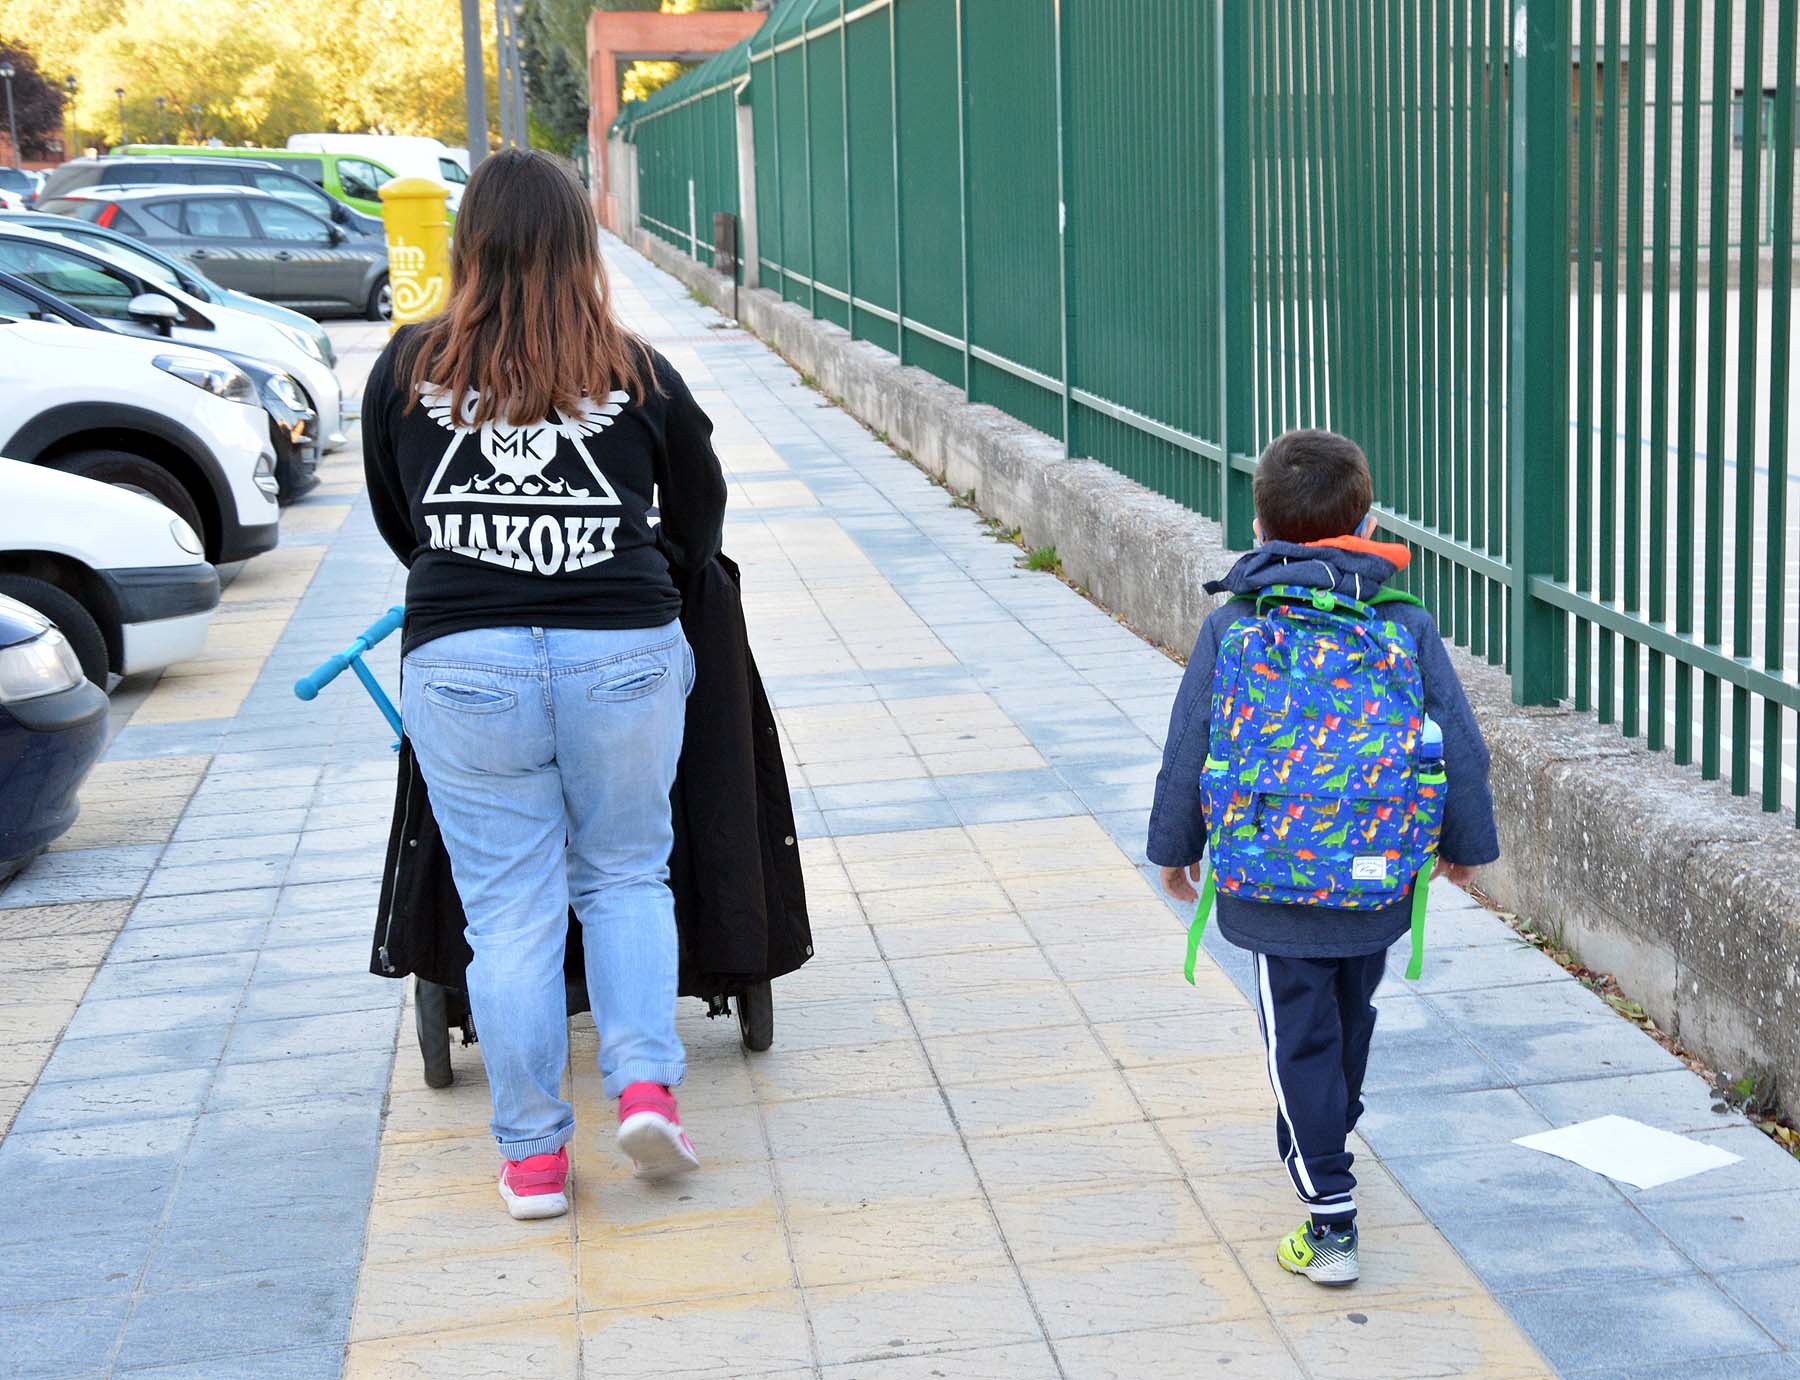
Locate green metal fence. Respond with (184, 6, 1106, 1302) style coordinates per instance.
(620, 42, 747, 267)
(618, 0, 1800, 821)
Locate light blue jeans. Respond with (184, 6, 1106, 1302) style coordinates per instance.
(401, 621, 692, 1159)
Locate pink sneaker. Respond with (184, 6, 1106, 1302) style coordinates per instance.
(497, 1147, 569, 1220)
(617, 1082, 700, 1179)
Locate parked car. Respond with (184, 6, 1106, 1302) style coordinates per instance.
(0, 457, 221, 684)
(0, 315, 279, 563)
(42, 187, 389, 321)
(286, 133, 464, 210)
(0, 220, 347, 442)
(0, 592, 109, 882)
(0, 167, 36, 208)
(0, 270, 319, 503)
(113, 144, 399, 219)
(0, 209, 338, 373)
(36, 155, 383, 238)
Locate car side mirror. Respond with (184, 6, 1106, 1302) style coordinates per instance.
(326, 224, 344, 246)
(127, 292, 181, 322)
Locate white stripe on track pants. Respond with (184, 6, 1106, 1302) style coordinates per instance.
(1251, 948, 1389, 1223)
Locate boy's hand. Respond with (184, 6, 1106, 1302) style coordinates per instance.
(1433, 859, 1477, 887)
(1160, 863, 1204, 903)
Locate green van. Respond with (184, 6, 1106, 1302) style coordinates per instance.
(115, 145, 400, 218)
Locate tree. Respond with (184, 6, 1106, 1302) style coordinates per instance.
(0, 42, 68, 160)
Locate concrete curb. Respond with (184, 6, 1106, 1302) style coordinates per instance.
(638, 231, 1800, 1114)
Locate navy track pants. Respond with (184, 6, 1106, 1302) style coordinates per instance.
(1250, 949, 1389, 1224)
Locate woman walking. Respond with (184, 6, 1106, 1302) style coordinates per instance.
(361, 149, 726, 1220)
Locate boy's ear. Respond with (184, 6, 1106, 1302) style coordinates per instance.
(1252, 517, 1263, 544)
(1358, 512, 1377, 538)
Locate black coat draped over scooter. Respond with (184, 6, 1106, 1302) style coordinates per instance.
(369, 553, 813, 1000)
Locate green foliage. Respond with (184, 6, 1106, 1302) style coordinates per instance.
(1022, 545, 1060, 573)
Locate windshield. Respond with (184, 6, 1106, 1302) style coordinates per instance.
(30, 224, 201, 298)
(0, 169, 31, 192)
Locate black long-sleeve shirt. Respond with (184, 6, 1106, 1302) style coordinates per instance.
(361, 326, 727, 657)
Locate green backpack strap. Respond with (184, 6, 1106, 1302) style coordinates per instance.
(1404, 863, 1431, 980)
(1371, 586, 1427, 610)
(1182, 871, 1218, 984)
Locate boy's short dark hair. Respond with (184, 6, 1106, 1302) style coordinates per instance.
(1253, 429, 1374, 543)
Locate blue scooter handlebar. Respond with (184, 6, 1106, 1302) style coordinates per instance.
(294, 606, 404, 701)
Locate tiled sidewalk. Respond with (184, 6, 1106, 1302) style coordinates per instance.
(4, 245, 1799, 1379)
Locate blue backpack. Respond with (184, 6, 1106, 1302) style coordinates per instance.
(1181, 584, 1446, 983)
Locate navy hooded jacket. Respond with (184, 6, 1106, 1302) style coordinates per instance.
(1146, 537, 1500, 958)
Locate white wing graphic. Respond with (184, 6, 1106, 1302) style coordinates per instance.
(555, 390, 631, 438)
(418, 383, 479, 432)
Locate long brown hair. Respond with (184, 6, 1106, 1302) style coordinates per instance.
(401, 148, 652, 426)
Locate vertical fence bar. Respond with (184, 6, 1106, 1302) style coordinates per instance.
(1280, 0, 1303, 424)
(1768, 0, 1796, 816)
(1732, 0, 1766, 796)
(1702, 1, 1734, 780)
(1507, 0, 1569, 705)
(1674, 0, 1702, 764)
(802, 30, 817, 314)
(1450, 0, 1469, 644)
(1621, 0, 1648, 737)
(955, 0, 972, 397)
(1467, 0, 1489, 657)
(1053, 0, 1074, 456)
(1598, 0, 1622, 720)
(1484, 0, 1506, 665)
(1647, 0, 1676, 750)
(1218, 0, 1257, 549)
(1432, 0, 1451, 617)
(840, 1, 854, 341)
(1573, 0, 1597, 713)
(888, 0, 904, 367)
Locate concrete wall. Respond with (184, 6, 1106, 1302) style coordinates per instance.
(637, 231, 1800, 1114)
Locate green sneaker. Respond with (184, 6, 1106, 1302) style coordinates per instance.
(1277, 1217, 1359, 1285)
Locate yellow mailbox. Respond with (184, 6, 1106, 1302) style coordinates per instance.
(378, 177, 452, 334)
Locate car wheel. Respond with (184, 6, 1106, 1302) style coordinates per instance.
(0, 575, 109, 685)
(51, 450, 207, 553)
(366, 273, 391, 322)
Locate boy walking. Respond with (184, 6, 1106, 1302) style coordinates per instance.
(1146, 429, 1498, 1285)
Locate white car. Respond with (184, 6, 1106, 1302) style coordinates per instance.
(0, 221, 344, 451)
(0, 316, 279, 565)
(0, 458, 220, 682)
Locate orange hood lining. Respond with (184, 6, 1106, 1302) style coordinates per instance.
(1306, 534, 1414, 571)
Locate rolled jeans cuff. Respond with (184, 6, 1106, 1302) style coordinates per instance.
(497, 1123, 574, 1160)
(602, 1061, 687, 1101)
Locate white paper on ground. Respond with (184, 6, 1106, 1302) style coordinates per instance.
(1513, 1114, 1741, 1190)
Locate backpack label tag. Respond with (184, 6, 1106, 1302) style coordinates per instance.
(1351, 856, 1388, 882)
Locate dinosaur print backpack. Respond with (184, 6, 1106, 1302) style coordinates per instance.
(1181, 584, 1446, 984)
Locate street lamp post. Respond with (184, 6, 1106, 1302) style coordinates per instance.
(495, 1, 514, 148)
(460, 0, 486, 168)
(155, 96, 166, 143)
(0, 64, 18, 171)
(64, 75, 77, 159)
(114, 88, 126, 146)
(512, 4, 529, 147)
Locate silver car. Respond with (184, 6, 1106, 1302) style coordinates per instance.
(54, 186, 389, 321)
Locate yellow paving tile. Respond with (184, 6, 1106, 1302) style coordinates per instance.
(945, 1069, 1147, 1139)
(363, 1186, 572, 1264)
(350, 1244, 576, 1342)
(0, 900, 130, 939)
(787, 1197, 1007, 1287)
(1189, 1161, 1426, 1245)
(1276, 1291, 1554, 1378)
(575, 1218, 793, 1309)
(1123, 1054, 1278, 1121)
(577, 1290, 813, 1376)
(988, 1180, 1219, 1265)
(220, 544, 327, 603)
(1020, 1242, 1266, 1339)
(341, 1316, 579, 1380)
(371, 1132, 501, 1202)
(279, 501, 352, 536)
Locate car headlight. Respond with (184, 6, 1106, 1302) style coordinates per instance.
(0, 627, 85, 702)
(263, 372, 311, 414)
(278, 323, 326, 362)
(169, 516, 204, 556)
(154, 355, 259, 407)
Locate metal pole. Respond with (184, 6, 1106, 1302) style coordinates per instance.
(64, 76, 77, 159)
(115, 88, 126, 146)
(1505, 0, 1571, 705)
(512, 4, 529, 146)
(1215, 0, 1255, 549)
(156, 96, 166, 143)
(496, 2, 513, 148)
(462, 0, 486, 168)
(2, 75, 18, 170)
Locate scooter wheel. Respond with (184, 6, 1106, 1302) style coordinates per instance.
(736, 980, 774, 1053)
(415, 977, 455, 1088)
